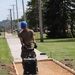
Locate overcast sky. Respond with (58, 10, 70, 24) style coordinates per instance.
(0, 0, 30, 21)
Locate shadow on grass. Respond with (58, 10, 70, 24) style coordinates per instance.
(36, 38, 75, 43)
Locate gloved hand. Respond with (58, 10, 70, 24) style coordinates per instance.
(34, 43, 37, 48)
(21, 45, 27, 50)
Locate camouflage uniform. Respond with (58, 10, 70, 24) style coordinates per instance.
(19, 29, 36, 72)
(19, 29, 36, 58)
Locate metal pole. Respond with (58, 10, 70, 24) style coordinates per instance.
(12, 4, 15, 20)
(11, 4, 15, 31)
(9, 9, 12, 33)
(38, 0, 43, 42)
(22, 0, 26, 21)
(16, 0, 19, 30)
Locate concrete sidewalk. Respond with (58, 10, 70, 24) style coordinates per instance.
(5, 33, 49, 62)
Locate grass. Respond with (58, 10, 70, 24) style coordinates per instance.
(0, 38, 13, 63)
(37, 38, 75, 59)
(0, 38, 13, 75)
(35, 32, 75, 70)
(0, 31, 12, 75)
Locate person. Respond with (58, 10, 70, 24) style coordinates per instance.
(18, 21, 37, 74)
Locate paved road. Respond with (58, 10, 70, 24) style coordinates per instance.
(5, 33, 49, 62)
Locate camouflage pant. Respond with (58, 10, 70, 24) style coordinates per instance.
(21, 46, 36, 58)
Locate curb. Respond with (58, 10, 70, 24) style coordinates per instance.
(13, 58, 75, 75)
(52, 58, 75, 74)
(38, 58, 75, 74)
(13, 62, 19, 75)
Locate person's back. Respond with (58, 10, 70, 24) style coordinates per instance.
(19, 29, 34, 48)
(18, 21, 36, 58)
(18, 21, 38, 74)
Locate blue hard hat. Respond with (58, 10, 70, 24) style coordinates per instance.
(21, 21, 27, 29)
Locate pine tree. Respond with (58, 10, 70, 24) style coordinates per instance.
(43, 0, 75, 38)
(26, 0, 38, 29)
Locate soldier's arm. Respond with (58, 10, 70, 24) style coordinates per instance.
(19, 37, 24, 46)
(32, 31, 37, 48)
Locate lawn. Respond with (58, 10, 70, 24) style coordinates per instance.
(35, 32, 75, 70)
(0, 38, 14, 75)
(0, 38, 13, 63)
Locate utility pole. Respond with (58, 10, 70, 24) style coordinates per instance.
(9, 9, 12, 33)
(11, 4, 15, 31)
(22, 0, 26, 21)
(16, 0, 19, 30)
(11, 4, 15, 20)
(38, 0, 43, 42)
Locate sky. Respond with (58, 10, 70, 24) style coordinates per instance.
(0, 0, 30, 21)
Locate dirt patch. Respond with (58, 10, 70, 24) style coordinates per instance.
(15, 60, 74, 75)
(60, 59, 74, 69)
(0, 62, 16, 75)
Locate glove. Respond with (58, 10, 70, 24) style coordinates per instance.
(21, 45, 27, 50)
(34, 43, 37, 48)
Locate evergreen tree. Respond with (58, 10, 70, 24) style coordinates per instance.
(26, 0, 39, 29)
(43, 0, 75, 38)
